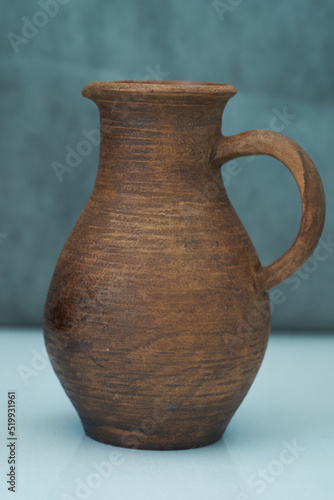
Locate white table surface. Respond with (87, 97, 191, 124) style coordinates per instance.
(0, 329, 333, 500)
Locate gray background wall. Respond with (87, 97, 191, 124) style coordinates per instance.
(1, 0, 333, 329)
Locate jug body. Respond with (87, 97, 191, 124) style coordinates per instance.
(43, 81, 325, 449)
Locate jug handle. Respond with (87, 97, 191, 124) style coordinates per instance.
(211, 130, 325, 291)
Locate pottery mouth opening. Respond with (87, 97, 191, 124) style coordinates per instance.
(82, 80, 237, 102)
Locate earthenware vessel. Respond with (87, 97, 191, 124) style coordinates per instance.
(43, 81, 325, 449)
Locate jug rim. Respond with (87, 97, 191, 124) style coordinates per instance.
(82, 80, 237, 100)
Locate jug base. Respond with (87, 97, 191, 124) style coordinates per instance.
(83, 421, 227, 450)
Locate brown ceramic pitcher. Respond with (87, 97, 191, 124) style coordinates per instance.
(43, 81, 325, 450)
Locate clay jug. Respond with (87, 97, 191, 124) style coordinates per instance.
(43, 81, 325, 450)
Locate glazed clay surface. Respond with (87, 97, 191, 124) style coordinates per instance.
(43, 81, 325, 449)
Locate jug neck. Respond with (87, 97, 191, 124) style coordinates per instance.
(82, 81, 236, 191)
